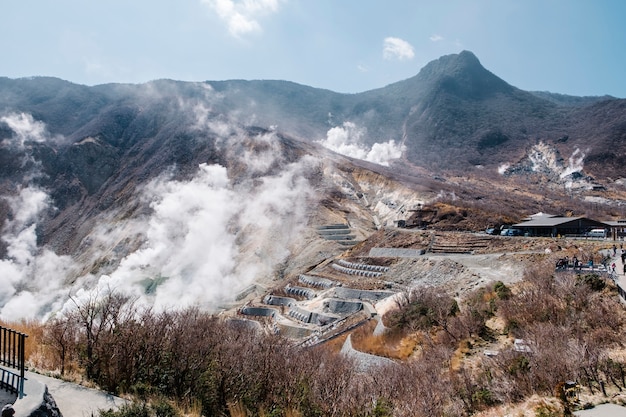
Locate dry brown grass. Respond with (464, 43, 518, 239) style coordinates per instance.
(0, 319, 85, 380)
(350, 320, 420, 360)
(228, 401, 304, 417)
(322, 332, 349, 354)
(474, 395, 565, 417)
(0, 319, 44, 362)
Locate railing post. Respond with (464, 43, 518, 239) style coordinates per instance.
(0, 326, 28, 397)
(19, 333, 26, 399)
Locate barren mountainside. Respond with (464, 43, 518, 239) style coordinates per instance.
(0, 51, 625, 320)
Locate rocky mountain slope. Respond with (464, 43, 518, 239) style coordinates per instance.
(0, 51, 625, 320)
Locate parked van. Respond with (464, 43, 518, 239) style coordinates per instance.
(586, 229, 607, 238)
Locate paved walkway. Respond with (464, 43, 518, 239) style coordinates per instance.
(2, 371, 127, 417)
(614, 248, 626, 290)
(26, 371, 128, 417)
(574, 403, 626, 416)
(0, 389, 16, 411)
(600, 246, 626, 292)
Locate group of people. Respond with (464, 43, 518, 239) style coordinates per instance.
(555, 256, 584, 270)
(609, 244, 626, 276)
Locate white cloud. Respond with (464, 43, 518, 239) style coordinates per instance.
(383, 37, 415, 61)
(201, 0, 282, 38)
(317, 122, 405, 167)
(429, 34, 444, 42)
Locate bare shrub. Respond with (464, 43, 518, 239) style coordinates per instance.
(42, 317, 79, 376)
(384, 287, 460, 342)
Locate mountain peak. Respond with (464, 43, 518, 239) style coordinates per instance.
(416, 50, 513, 99)
(421, 50, 482, 76)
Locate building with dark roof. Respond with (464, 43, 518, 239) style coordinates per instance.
(513, 213, 610, 237)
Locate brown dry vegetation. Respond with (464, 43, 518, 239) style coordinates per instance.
(5, 247, 626, 416)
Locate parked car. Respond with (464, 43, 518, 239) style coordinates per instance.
(501, 228, 523, 236)
(485, 227, 497, 235)
(586, 228, 607, 238)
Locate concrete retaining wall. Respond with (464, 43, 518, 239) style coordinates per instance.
(298, 275, 335, 289)
(333, 287, 395, 302)
(227, 318, 264, 333)
(324, 235, 355, 241)
(317, 229, 351, 235)
(336, 259, 389, 272)
(368, 248, 425, 258)
(288, 306, 339, 326)
(323, 299, 363, 315)
(288, 306, 313, 323)
(331, 263, 383, 277)
(284, 285, 316, 299)
(276, 323, 313, 339)
(309, 312, 339, 326)
(317, 224, 349, 230)
(241, 306, 278, 318)
(263, 295, 296, 307)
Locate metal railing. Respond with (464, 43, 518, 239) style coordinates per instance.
(616, 283, 626, 301)
(0, 326, 27, 398)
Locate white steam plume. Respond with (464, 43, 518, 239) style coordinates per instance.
(66, 131, 317, 314)
(317, 122, 405, 166)
(560, 148, 585, 179)
(0, 112, 64, 149)
(0, 114, 77, 321)
(1, 113, 47, 148)
(0, 186, 76, 321)
(0, 107, 317, 320)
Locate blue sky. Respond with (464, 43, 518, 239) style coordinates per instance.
(2, 0, 625, 97)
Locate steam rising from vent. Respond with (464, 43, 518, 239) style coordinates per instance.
(0, 113, 77, 320)
(498, 141, 589, 189)
(0, 113, 47, 148)
(0, 187, 75, 321)
(0, 109, 318, 320)
(317, 122, 405, 166)
(63, 125, 318, 315)
(0, 112, 64, 149)
(560, 148, 585, 179)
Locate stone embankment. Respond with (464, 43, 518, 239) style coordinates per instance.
(316, 224, 359, 246)
(240, 226, 398, 346)
(240, 228, 537, 365)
